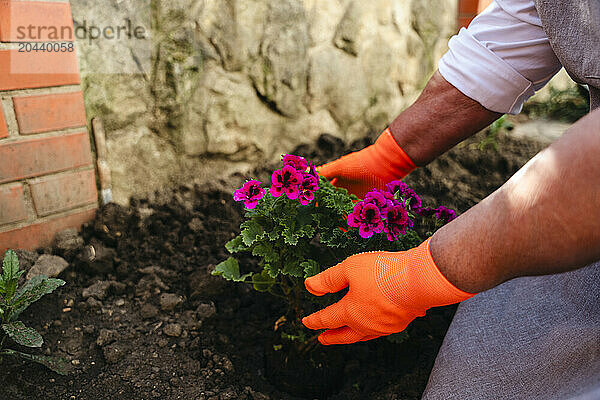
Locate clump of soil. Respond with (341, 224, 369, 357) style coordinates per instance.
(0, 132, 544, 400)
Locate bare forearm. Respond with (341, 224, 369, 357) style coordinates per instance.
(431, 110, 600, 293)
(390, 71, 501, 166)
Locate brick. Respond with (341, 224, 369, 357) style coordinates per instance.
(458, 0, 479, 15)
(0, 104, 8, 139)
(0, 50, 80, 91)
(30, 169, 97, 216)
(0, 208, 96, 254)
(0, 131, 93, 184)
(13, 91, 86, 135)
(0, 182, 27, 225)
(0, 1, 74, 42)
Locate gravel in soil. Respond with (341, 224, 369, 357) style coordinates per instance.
(0, 132, 544, 400)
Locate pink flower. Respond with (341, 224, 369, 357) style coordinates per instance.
(347, 202, 384, 238)
(364, 189, 396, 214)
(282, 154, 309, 172)
(233, 180, 265, 209)
(299, 175, 319, 205)
(386, 180, 409, 196)
(306, 161, 318, 180)
(434, 206, 456, 223)
(271, 165, 303, 199)
(418, 206, 456, 223)
(386, 180, 421, 212)
(384, 204, 411, 241)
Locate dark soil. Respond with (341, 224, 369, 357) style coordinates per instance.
(0, 131, 545, 400)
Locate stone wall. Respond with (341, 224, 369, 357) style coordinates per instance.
(73, 0, 458, 204)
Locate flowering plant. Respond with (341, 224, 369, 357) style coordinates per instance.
(214, 154, 454, 298)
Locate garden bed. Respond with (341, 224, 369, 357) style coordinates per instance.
(0, 131, 544, 400)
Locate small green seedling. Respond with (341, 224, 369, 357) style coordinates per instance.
(0, 250, 68, 374)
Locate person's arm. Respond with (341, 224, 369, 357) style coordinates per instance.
(388, 71, 500, 166)
(302, 110, 600, 346)
(396, 0, 563, 165)
(316, 72, 499, 198)
(301, 1, 575, 346)
(319, 0, 562, 194)
(432, 109, 600, 293)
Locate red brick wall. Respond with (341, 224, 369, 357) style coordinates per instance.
(0, 0, 98, 255)
(458, 0, 492, 28)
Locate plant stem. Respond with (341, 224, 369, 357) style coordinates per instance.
(297, 333, 320, 356)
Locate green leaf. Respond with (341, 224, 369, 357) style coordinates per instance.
(2, 321, 43, 347)
(1, 349, 68, 375)
(296, 206, 313, 226)
(211, 258, 252, 282)
(281, 330, 306, 342)
(240, 220, 264, 246)
(2, 250, 19, 281)
(1, 250, 23, 299)
(282, 261, 304, 277)
(252, 243, 279, 263)
(9, 276, 65, 320)
(225, 236, 248, 253)
(282, 225, 315, 246)
(299, 225, 315, 238)
(319, 185, 355, 214)
(301, 260, 320, 277)
(264, 263, 281, 279)
(320, 227, 351, 248)
(282, 228, 299, 246)
(251, 270, 276, 292)
(267, 226, 282, 240)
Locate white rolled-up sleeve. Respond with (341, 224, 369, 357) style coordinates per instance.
(438, 0, 563, 114)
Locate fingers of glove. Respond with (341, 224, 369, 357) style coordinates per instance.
(302, 298, 348, 330)
(318, 326, 369, 345)
(304, 263, 348, 296)
(315, 160, 340, 180)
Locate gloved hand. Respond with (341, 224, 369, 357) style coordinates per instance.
(302, 238, 475, 345)
(317, 128, 416, 198)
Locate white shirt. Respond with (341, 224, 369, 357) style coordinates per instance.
(438, 0, 563, 114)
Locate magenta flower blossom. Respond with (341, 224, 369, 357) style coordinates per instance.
(306, 161, 318, 179)
(434, 206, 457, 223)
(282, 154, 309, 172)
(386, 180, 421, 211)
(384, 204, 411, 241)
(364, 189, 396, 214)
(271, 165, 303, 199)
(299, 175, 319, 205)
(233, 180, 265, 209)
(347, 202, 384, 238)
(386, 180, 409, 196)
(418, 206, 457, 224)
(402, 188, 421, 211)
(345, 180, 453, 241)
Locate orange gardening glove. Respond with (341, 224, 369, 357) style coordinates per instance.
(302, 238, 475, 345)
(317, 128, 416, 198)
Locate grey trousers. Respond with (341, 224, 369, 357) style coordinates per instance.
(422, 262, 600, 399)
